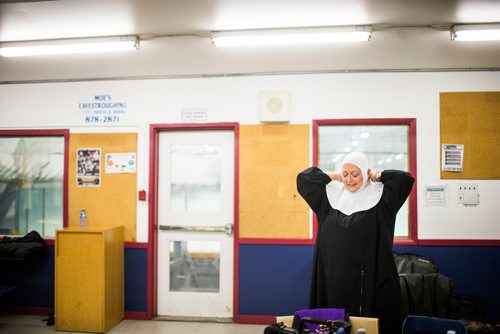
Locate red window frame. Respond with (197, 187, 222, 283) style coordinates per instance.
(313, 118, 418, 245)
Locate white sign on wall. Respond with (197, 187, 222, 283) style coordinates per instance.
(425, 184, 446, 206)
(105, 153, 137, 174)
(181, 108, 207, 122)
(442, 144, 464, 172)
(78, 94, 128, 125)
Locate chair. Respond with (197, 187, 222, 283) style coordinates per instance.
(402, 315, 467, 334)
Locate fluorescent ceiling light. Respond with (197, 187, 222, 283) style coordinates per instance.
(451, 24, 500, 41)
(211, 26, 372, 47)
(0, 36, 139, 57)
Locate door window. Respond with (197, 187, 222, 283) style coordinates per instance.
(170, 144, 222, 213)
(169, 240, 221, 293)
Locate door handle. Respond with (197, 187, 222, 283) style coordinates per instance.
(160, 223, 234, 236)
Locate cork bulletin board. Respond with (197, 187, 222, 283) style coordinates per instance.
(68, 133, 137, 241)
(440, 92, 500, 179)
(239, 124, 311, 239)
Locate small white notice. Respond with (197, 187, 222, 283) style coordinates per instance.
(442, 144, 464, 172)
(425, 184, 446, 206)
(181, 108, 207, 122)
(105, 153, 136, 173)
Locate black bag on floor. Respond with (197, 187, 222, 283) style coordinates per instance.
(459, 320, 499, 334)
(393, 251, 439, 274)
(448, 294, 498, 333)
(291, 308, 350, 333)
(295, 317, 351, 334)
(399, 273, 452, 319)
(264, 322, 298, 334)
(448, 294, 491, 323)
(0, 230, 47, 260)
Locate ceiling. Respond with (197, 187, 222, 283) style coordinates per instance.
(1, 0, 500, 41)
(1, 0, 500, 82)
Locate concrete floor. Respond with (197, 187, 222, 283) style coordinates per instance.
(0, 314, 268, 334)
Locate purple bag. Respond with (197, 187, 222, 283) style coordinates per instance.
(292, 308, 346, 333)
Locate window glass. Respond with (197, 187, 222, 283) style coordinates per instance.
(0, 136, 65, 237)
(170, 144, 222, 213)
(169, 240, 220, 293)
(318, 125, 410, 237)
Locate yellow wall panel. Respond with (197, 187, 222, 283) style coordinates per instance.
(239, 124, 310, 239)
(440, 92, 500, 179)
(68, 133, 137, 241)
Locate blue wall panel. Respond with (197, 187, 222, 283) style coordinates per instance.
(238, 244, 500, 321)
(3, 242, 499, 321)
(0, 247, 54, 308)
(0, 245, 148, 313)
(239, 244, 313, 315)
(124, 247, 148, 312)
(394, 245, 500, 321)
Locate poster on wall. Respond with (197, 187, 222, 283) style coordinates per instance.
(105, 152, 137, 173)
(77, 148, 101, 187)
(442, 144, 464, 172)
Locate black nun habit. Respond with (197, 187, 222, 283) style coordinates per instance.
(297, 152, 414, 334)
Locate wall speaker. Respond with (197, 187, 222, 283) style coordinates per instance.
(259, 91, 291, 123)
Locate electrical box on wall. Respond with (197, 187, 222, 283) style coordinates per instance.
(259, 91, 291, 123)
(458, 183, 479, 206)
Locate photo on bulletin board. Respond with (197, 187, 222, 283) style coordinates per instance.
(105, 152, 137, 174)
(77, 148, 101, 187)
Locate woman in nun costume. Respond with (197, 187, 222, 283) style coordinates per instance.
(297, 151, 414, 334)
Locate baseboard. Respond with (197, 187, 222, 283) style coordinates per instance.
(0, 306, 54, 316)
(124, 311, 150, 320)
(233, 314, 275, 324)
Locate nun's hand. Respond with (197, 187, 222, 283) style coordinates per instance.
(327, 172, 343, 182)
(368, 169, 381, 182)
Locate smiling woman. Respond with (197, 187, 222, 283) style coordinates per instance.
(341, 163, 363, 191)
(296, 150, 415, 334)
(323, 152, 384, 216)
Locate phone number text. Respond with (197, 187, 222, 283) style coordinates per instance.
(84, 116, 120, 123)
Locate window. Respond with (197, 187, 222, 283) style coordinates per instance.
(314, 119, 416, 242)
(0, 130, 68, 238)
(169, 144, 222, 213)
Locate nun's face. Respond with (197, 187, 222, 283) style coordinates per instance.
(341, 163, 363, 192)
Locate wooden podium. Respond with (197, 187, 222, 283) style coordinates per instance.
(55, 226, 124, 333)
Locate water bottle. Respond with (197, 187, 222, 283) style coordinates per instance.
(79, 209, 87, 228)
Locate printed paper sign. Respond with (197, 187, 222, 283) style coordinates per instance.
(105, 153, 137, 173)
(442, 144, 464, 172)
(181, 108, 207, 122)
(425, 184, 446, 206)
(77, 148, 101, 187)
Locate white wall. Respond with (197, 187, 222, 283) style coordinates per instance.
(1, 71, 499, 241)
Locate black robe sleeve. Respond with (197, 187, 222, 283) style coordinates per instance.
(296, 167, 332, 214)
(379, 169, 415, 216)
